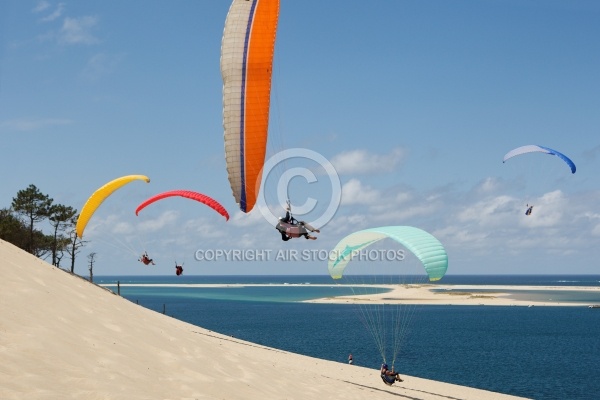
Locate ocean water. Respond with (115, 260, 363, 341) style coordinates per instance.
(97, 275, 600, 400)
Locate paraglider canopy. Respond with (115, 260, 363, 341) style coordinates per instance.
(329, 226, 448, 281)
(221, 0, 280, 213)
(135, 190, 229, 220)
(328, 225, 448, 372)
(503, 145, 576, 174)
(76, 175, 150, 238)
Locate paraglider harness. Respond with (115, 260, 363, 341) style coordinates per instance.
(139, 252, 155, 265)
(275, 201, 311, 240)
(380, 364, 403, 386)
(175, 262, 184, 276)
(381, 374, 396, 386)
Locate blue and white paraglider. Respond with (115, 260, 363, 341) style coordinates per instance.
(503, 145, 576, 174)
(503, 145, 576, 216)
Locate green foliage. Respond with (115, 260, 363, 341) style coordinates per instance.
(12, 184, 53, 221)
(11, 184, 53, 253)
(3, 185, 82, 269)
(0, 208, 29, 249)
(49, 204, 78, 266)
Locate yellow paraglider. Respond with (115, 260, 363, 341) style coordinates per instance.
(76, 175, 150, 238)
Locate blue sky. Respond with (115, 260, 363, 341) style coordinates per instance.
(1, 1, 599, 276)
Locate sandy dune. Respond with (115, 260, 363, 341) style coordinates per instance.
(0, 240, 528, 399)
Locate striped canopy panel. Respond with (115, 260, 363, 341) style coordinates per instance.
(328, 226, 449, 281)
(221, 0, 280, 212)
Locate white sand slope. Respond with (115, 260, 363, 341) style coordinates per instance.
(0, 240, 528, 399)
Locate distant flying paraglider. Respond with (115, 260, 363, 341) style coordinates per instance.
(275, 202, 320, 241)
(76, 174, 150, 238)
(503, 145, 576, 216)
(175, 263, 184, 276)
(329, 226, 448, 281)
(135, 190, 229, 221)
(221, 0, 280, 213)
(503, 145, 576, 174)
(139, 251, 155, 266)
(328, 226, 448, 376)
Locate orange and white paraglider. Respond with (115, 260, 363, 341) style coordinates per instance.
(221, 0, 280, 213)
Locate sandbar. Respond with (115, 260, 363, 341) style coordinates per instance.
(304, 284, 600, 306)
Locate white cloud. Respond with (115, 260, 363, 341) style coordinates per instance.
(475, 177, 501, 194)
(1, 118, 73, 132)
(59, 16, 99, 45)
(581, 211, 600, 236)
(80, 53, 124, 81)
(137, 210, 179, 233)
(182, 216, 229, 241)
(518, 190, 566, 228)
(82, 182, 600, 274)
(331, 148, 405, 175)
(394, 192, 412, 203)
(40, 3, 65, 22)
(505, 226, 580, 256)
(86, 214, 130, 239)
(32, 1, 50, 13)
(90, 210, 179, 238)
(433, 189, 588, 262)
(433, 225, 489, 250)
(229, 208, 266, 227)
(372, 203, 438, 222)
(341, 179, 380, 205)
(457, 195, 517, 227)
(111, 221, 134, 236)
(323, 213, 369, 235)
(330, 182, 436, 225)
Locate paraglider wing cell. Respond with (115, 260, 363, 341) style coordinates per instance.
(221, 0, 280, 213)
(502, 145, 576, 174)
(135, 190, 229, 220)
(76, 175, 150, 238)
(328, 226, 448, 281)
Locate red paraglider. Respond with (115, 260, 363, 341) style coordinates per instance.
(135, 190, 229, 220)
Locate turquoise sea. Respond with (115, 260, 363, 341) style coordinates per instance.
(97, 275, 600, 400)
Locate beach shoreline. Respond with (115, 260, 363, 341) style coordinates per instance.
(102, 282, 600, 307)
(305, 284, 600, 307)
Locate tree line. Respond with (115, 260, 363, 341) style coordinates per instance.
(0, 184, 86, 272)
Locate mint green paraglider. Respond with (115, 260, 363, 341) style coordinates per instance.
(328, 226, 448, 281)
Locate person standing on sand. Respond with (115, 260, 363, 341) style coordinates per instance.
(348, 354, 353, 364)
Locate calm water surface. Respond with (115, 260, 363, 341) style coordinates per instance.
(97, 275, 600, 400)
